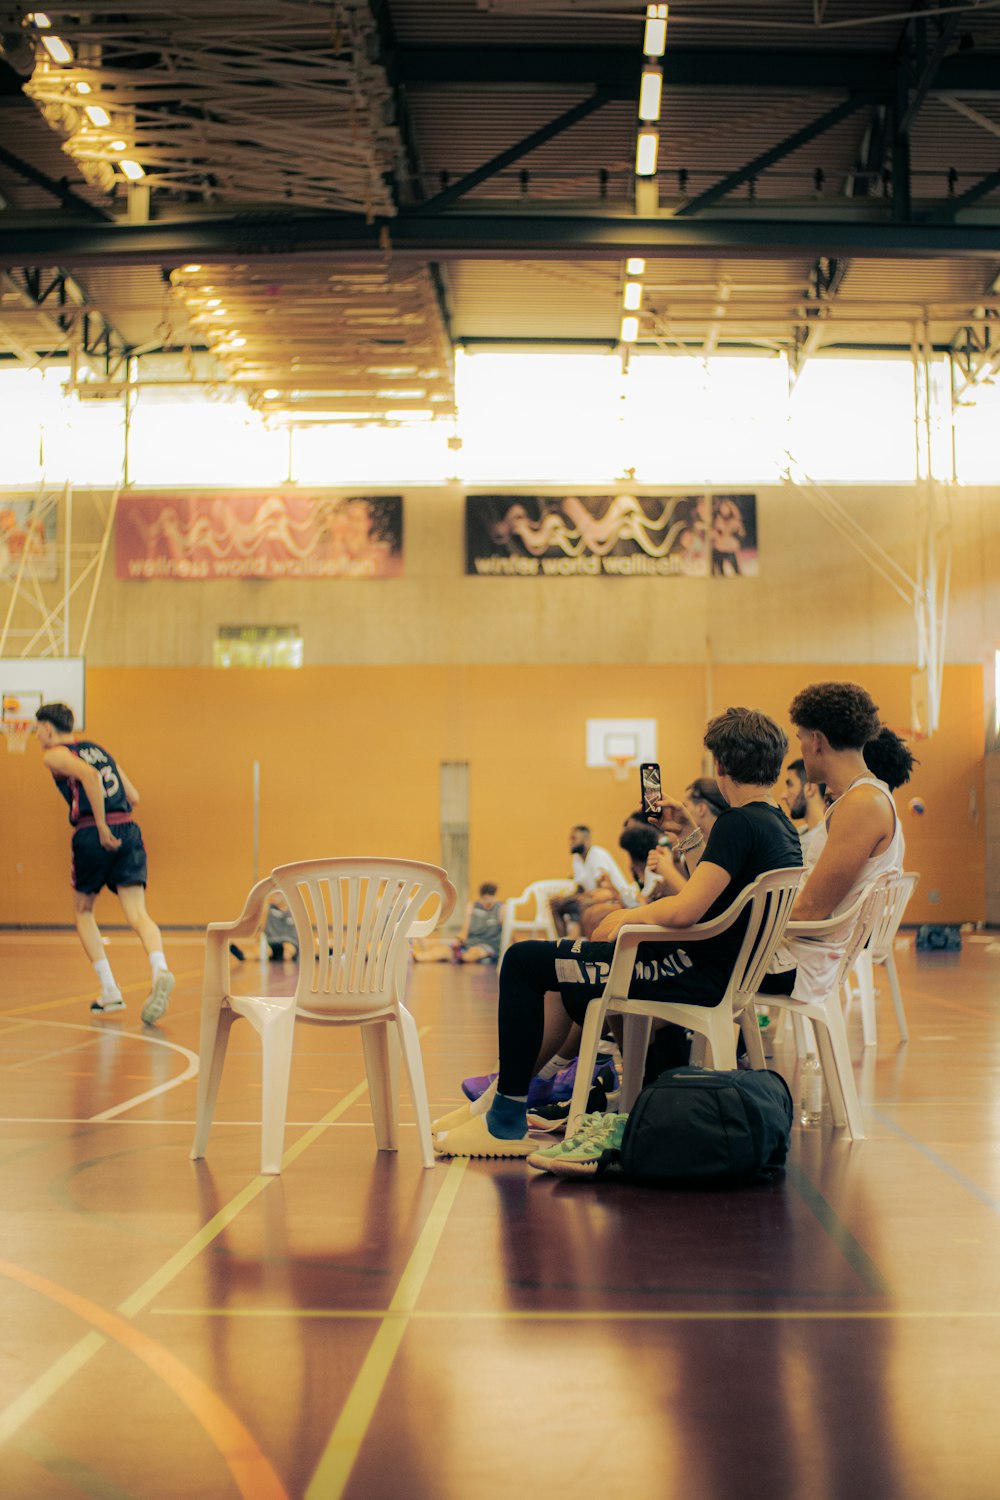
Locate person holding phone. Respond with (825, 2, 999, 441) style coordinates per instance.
(433, 706, 802, 1159)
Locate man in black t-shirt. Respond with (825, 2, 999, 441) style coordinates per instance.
(434, 706, 802, 1158)
(35, 702, 175, 1025)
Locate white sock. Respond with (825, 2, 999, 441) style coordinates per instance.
(150, 950, 169, 976)
(93, 957, 118, 994)
(537, 1053, 573, 1080)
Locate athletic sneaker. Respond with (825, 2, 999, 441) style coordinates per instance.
(90, 991, 125, 1015)
(528, 1078, 608, 1133)
(141, 969, 175, 1026)
(527, 1112, 629, 1178)
(461, 1067, 574, 1107)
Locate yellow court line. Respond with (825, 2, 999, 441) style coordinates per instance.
(0, 1079, 372, 1442)
(150, 1306, 996, 1323)
(305, 1157, 468, 1500)
(1, 966, 203, 1019)
(0, 1259, 289, 1500)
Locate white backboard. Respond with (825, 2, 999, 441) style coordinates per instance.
(585, 717, 657, 769)
(0, 657, 86, 729)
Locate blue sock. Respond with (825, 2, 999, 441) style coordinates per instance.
(486, 1092, 528, 1139)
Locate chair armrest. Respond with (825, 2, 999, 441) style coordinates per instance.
(605, 887, 757, 991)
(203, 878, 276, 999)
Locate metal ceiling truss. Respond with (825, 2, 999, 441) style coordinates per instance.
(1, 267, 128, 377)
(8, 2, 401, 216)
(168, 259, 455, 421)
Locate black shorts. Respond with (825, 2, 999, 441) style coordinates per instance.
(71, 822, 148, 895)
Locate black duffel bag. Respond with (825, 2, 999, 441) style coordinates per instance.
(613, 1065, 793, 1185)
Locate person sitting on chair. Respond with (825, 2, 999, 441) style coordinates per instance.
(433, 706, 802, 1159)
(550, 824, 636, 939)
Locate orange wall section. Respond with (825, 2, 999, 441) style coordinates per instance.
(0, 662, 983, 928)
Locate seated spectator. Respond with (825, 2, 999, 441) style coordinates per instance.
(781, 757, 827, 860)
(433, 706, 802, 1159)
(413, 882, 504, 964)
(550, 823, 636, 938)
(770, 682, 905, 1002)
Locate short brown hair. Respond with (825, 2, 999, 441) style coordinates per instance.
(36, 702, 74, 733)
(703, 707, 787, 787)
(790, 681, 880, 752)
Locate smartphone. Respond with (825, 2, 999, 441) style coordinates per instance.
(640, 762, 662, 823)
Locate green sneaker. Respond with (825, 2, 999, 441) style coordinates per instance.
(527, 1112, 628, 1178)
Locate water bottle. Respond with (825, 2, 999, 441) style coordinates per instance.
(800, 1054, 822, 1126)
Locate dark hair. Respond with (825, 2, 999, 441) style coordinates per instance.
(623, 808, 646, 827)
(789, 681, 880, 752)
(478, 882, 498, 896)
(686, 776, 729, 818)
(863, 728, 917, 791)
(787, 758, 806, 782)
(703, 707, 788, 787)
(571, 824, 590, 837)
(35, 702, 74, 733)
(619, 822, 659, 861)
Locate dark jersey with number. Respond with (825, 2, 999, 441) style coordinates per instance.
(52, 740, 133, 826)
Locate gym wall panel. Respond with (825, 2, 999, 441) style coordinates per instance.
(0, 662, 982, 928)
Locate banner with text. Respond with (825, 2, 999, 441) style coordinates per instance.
(117, 493, 404, 580)
(465, 494, 757, 577)
(0, 496, 58, 581)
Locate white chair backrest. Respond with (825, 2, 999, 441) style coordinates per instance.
(513, 879, 575, 917)
(729, 866, 805, 998)
(869, 870, 919, 963)
(270, 858, 456, 1019)
(831, 874, 894, 988)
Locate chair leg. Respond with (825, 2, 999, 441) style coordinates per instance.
(740, 1005, 768, 1070)
(855, 951, 878, 1049)
(813, 1020, 847, 1127)
(817, 1005, 865, 1140)
(620, 1013, 654, 1109)
(395, 1004, 435, 1169)
(254, 1005, 297, 1175)
(884, 952, 909, 1043)
(568, 998, 610, 1126)
(362, 1020, 401, 1153)
(190, 999, 238, 1162)
(702, 1009, 738, 1070)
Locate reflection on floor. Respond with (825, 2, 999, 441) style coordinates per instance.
(0, 931, 997, 1500)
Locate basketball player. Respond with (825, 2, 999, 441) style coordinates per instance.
(34, 703, 175, 1024)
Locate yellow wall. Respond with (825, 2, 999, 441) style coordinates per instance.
(1, 662, 983, 928)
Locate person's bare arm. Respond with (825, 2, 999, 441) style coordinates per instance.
(591, 859, 731, 942)
(647, 795, 708, 870)
(42, 747, 120, 850)
(792, 786, 894, 921)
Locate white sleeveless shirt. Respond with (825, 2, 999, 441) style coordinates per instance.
(781, 775, 904, 1003)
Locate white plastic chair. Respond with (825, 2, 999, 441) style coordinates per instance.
(191, 857, 456, 1174)
(498, 878, 576, 958)
(752, 874, 893, 1140)
(566, 867, 804, 1127)
(848, 870, 919, 1047)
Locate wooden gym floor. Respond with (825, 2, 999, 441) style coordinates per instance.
(2, 928, 1000, 1500)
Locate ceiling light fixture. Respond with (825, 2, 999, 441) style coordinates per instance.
(620, 315, 639, 343)
(118, 159, 145, 180)
(635, 129, 658, 176)
(75, 81, 91, 94)
(28, 11, 52, 28)
(626, 257, 646, 276)
(623, 281, 643, 311)
(84, 104, 110, 127)
(643, 4, 668, 57)
(638, 66, 662, 122)
(41, 33, 74, 64)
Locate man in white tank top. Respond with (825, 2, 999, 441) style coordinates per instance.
(776, 682, 904, 1003)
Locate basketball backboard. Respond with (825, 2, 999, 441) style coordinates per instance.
(585, 717, 657, 770)
(0, 657, 85, 730)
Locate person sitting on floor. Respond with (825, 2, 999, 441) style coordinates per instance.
(432, 705, 802, 1159)
(413, 882, 504, 964)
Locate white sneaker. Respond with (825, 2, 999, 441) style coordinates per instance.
(141, 970, 175, 1026)
(90, 991, 126, 1015)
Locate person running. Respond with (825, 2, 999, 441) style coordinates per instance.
(34, 703, 175, 1025)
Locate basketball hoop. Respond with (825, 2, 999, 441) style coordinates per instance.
(608, 753, 633, 782)
(1, 720, 32, 754)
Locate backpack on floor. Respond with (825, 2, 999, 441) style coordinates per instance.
(613, 1065, 793, 1186)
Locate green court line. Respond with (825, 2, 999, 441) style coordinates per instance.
(787, 1161, 891, 1296)
(17, 1428, 142, 1499)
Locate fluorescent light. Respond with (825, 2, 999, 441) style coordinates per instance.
(643, 4, 668, 57)
(84, 104, 111, 127)
(109, 139, 127, 151)
(29, 12, 52, 27)
(75, 81, 91, 94)
(635, 129, 659, 177)
(623, 281, 643, 311)
(181, 264, 201, 273)
(638, 66, 662, 122)
(118, 159, 145, 180)
(626, 257, 646, 276)
(206, 297, 221, 307)
(263, 388, 280, 399)
(41, 33, 74, 64)
(620, 315, 639, 343)
(229, 337, 247, 348)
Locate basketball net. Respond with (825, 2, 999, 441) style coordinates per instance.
(608, 754, 633, 782)
(1, 721, 32, 754)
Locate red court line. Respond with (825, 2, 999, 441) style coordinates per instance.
(0, 1259, 289, 1500)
